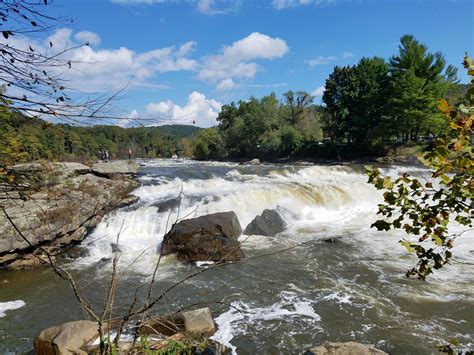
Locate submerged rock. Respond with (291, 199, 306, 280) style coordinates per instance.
(308, 341, 388, 355)
(244, 209, 286, 236)
(162, 211, 244, 262)
(34, 320, 100, 355)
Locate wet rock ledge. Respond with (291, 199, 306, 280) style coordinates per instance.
(0, 161, 140, 270)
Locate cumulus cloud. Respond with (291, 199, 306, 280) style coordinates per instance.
(311, 85, 325, 97)
(306, 55, 336, 66)
(144, 91, 222, 127)
(198, 32, 289, 89)
(272, 0, 334, 10)
(74, 31, 101, 46)
(216, 78, 238, 91)
(3, 29, 199, 93)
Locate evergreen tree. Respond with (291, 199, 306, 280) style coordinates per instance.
(388, 35, 457, 141)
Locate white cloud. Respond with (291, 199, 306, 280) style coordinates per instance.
(111, 0, 239, 14)
(117, 110, 140, 127)
(144, 91, 222, 127)
(4, 28, 199, 92)
(198, 32, 289, 88)
(74, 31, 101, 46)
(343, 51, 353, 58)
(216, 78, 238, 91)
(306, 55, 336, 66)
(311, 85, 325, 97)
(272, 0, 334, 10)
(176, 41, 197, 57)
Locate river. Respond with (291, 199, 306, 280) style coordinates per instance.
(1, 159, 473, 354)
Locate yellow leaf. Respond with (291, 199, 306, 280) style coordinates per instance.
(438, 99, 450, 115)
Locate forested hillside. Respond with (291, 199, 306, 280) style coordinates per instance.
(0, 108, 201, 163)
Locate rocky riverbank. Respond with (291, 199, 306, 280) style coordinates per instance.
(0, 161, 140, 270)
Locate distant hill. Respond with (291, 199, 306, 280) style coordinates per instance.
(145, 124, 202, 139)
(0, 109, 204, 161)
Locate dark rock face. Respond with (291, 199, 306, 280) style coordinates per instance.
(244, 209, 286, 236)
(162, 211, 243, 262)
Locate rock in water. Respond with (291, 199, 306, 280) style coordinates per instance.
(244, 209, 286, 236)
(308, 342, 388, 355)
(91, 160, 139, 178)
(34, 320, 100, 355)
(162, 211, 243, 262)
(247, 158, 260, 165)
(140, 307, 215, 337)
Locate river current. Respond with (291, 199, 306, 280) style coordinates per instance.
(1, 159, 473, 354)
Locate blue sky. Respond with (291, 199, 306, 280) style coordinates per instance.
(29, 0, 474, 126)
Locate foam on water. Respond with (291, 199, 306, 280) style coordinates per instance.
(0, 300, 25, 317)
(210, 291, 320, 354)
(74, 161, 473, 286)
(58, 160, 474, 353)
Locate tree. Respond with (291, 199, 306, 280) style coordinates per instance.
(193, 128, 226, 160)
(367, 54, 473, 280)
(388, 35, 458, 141)
(283, 90, 314, 126)
(322, 57, 390, 145)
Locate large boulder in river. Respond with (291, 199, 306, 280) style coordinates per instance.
(244, 209, 286, 236)
(92, 160, 139, 178)
(162, 211, 244, 262)
(34, 320, 100, 354)
(308, 341, 387, 355)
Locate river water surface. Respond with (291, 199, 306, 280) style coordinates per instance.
(1, 159, 473, 354)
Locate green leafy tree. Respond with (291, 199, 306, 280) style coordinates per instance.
(193, 127, 226, 160)
(388, 35, 458, 141)
(323, 57, 390, 145)
(367, 54, 473, 280)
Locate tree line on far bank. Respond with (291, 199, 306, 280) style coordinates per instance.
(0, 108, 200, 164)
(1, 35, 467, 165)
(193, 35, 467, 161)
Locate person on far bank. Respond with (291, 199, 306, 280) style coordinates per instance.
(128, 149, 132, 161)
(105, 150, 109, 163)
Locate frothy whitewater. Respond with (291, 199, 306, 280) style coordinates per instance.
(1, 159, 472, 353)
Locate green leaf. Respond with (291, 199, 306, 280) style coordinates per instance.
(383, 177, 393, 189)
(371, 220, 391, 231)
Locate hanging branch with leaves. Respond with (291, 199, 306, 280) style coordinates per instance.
(367, 54, 473, 280)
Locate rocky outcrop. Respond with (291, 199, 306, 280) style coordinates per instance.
(12, 162, 91, 177)
(244, 209, 286, 236)
(91, 160, 139, 178)
(307, 342, 388, 355)
(34, 320, 100, 355)
(35, 309, 217, 354)
(0, 162, 140, 270)
(140, 308, 215, 338)
(162, 211, 244, 262)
